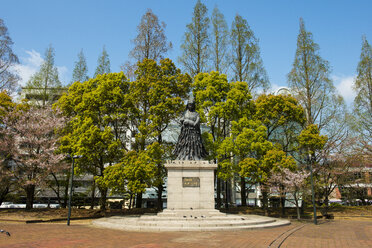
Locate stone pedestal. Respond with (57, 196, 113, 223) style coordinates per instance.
(165, 160, 217, 210)
(94, 160, 291, 231)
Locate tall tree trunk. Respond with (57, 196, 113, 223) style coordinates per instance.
(225, 180, 229, 209)
(132, 194, 136, 209)
(280, 185, 286, 217)
(136, 193, 142, 208)
(240, 176, 246, 206)
(261, 189, 268, 216)
(51, 173, 61, 206)
(0, 186, 10, 206)
(300, 198, 305, 215)
(90, 180, 96, 209)
(216, 177, 221, 208)
(323, 195, 329, 215)
(156, 185, 163, 211)
(99, 187, 107, 210)
(25, 185, 35, 210)
(295, 195, 301, 220)
(129, 193, 133, 210)
(63, 173, 70, 208)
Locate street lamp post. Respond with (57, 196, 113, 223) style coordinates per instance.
(67, 155, 82, 226)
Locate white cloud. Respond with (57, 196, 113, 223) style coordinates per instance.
(332, 75, 357, 105)
(24, 50, 44, 67)
(12, 50, 43, 86)
(12, 50, 69, 87)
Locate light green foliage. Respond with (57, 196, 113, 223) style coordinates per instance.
(126, 58, 190, 207)
(26, 45, 62, 106)
(219, 116, 296, 184)
(71, 49, 89, 84)
(193, 71, 230, 159)
(193, 72, 256, 185)
(217, 117, 270, 181)
(0, 91, 14, 120)
(56, 72, 129, 208)
(240, 149, 296, 184)
(97, 149, 156, 195)
(94, 46, 111, 77)
(229, 117, 271, 160)
(298, 124, 327, 157)
(129, 58, 191, 150)
(193, 71, 230, 122)
(225, 81, 254, 119)
(146, 142, 166, 188)
(178, 0, 210, 77)
(255, 94, 305, 153)
(210, 6, 229, 74)
(231, 14, 269, 93)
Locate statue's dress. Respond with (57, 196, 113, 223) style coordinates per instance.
(173, 110, 208, 160)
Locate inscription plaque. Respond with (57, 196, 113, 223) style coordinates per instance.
(182, 177, 200, 187)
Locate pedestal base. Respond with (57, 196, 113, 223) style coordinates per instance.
(165, 160, 217, 210)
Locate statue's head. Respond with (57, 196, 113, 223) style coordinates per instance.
(186, 95, 195, 111)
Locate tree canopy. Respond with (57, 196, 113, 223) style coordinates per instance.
(130, 9, 172, 62)
(0, 19, 19, 93)
(179, 0, 210, 77)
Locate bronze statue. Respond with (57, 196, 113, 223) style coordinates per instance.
(173, 97, 208, 160)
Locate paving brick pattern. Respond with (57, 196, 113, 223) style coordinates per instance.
(0, 219, 371, 248)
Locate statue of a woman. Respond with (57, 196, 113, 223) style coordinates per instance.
(173, 97, 208, 160)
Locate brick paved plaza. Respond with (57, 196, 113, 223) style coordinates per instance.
(1, 219, 371, 248)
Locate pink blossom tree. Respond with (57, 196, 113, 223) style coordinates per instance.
(0, 106, 66, 209)
(269, 168, 309, 220)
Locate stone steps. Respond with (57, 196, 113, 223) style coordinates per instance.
(124, 220, 276, 227)
(157, 209, 226, 218)
(93, 214, 291, 232)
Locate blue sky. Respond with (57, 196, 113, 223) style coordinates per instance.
(2, 0, 371, 105)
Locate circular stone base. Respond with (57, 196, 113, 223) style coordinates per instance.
(93, 213, 290, 232)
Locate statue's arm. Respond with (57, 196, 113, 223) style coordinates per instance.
(193, 114, 200, 127)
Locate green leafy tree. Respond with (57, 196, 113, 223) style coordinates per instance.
(298, 124, 331, 212)
(217, 80, 255, 207)
(71, 49, 89, 84)
(130, 9, 172, 62)
(179, 0, 210, 77)
(193, 71, 230, 207)
(56, 72, 130, 209)
(255, 94, 305, 154)
(255, 94, 305, 213)
(193, 72, 255, 208)
(97, 148, 156, 199)
(0, 91, 14, 120)
(353, 36, 372, 156)
(94, 46, 111, 77)
(231, 14, 269, 93)
(26, 45, 62, 106)
(210, 6, 229, 74)
(220, 117, 296, 213)
(128, 58, 191, 208)
(0, 18, 19, 93)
